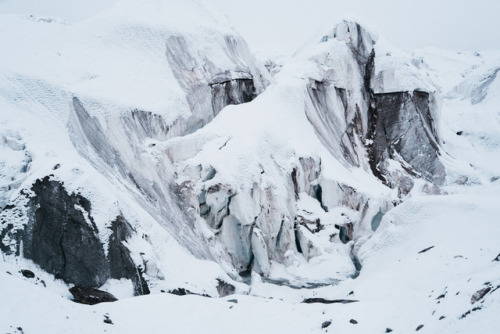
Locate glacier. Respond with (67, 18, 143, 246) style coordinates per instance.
(1, 0, 499, 333)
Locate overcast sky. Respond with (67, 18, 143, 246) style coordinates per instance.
(1, 0, 498, 55)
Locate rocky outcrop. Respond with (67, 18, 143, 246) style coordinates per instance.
(108, 215, 150, 296)
(1, 176, 149, 294)
(216, 279, 236, 297)
(24, 177, 110, 287)
(367, 90, 445, 190)
(69, 286, 118, 305)
(471, 285, 492, 304)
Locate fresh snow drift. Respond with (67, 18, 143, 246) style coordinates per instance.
(1, 0, 499, 333)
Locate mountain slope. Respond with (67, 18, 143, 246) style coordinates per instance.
(0, 1, 499, 333)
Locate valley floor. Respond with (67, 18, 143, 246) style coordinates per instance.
(2, 182, 499, 334)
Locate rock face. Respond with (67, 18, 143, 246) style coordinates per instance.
(24, 177, 110, 287)
(107, 215, 150, 296)
(471, 286, 492, 304)
(368, 91, 445, 190)
(2, 176, 149, 294)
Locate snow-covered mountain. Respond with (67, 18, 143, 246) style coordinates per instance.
(1, 1, 499, 333)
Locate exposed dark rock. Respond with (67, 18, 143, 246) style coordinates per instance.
(169, 288, 190, 296)
(418, 246, 435, 254)
(168, 288, 211, 298)
(456, 131, 463, 136)
(439, 316, 445, 320)
(24, 177, 109, 287)
(416, 324, 424, 331)
(386, 328, 393, 333)
(103, 315, 113, 325)
(364, 49, 376, 92)
(350, 319, 358, 324)
(460, 306, 482, 319)
(227, 299, 238, 304)
(108, 215, 150, 296)
(493, 253, 500, 261)
(302, 298, 359, 304)
(69, 286, 118, 305)
(490, 285, 500, 295)
(3, 204, 16, 210)
(471, 286, 491, 304)
(321, 320, 332, 328)
(367, 91, 445, 188)
(20, 269, 35, 279)
(216, 279, 236, 297)
(2, 177, 149, 293)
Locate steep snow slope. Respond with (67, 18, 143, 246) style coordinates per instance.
(1, 0, 500, 333)
(0, 0, 270, 295)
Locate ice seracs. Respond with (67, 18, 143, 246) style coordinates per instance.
(1, 2, 500, 333)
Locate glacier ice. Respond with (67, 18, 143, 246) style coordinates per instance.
(0, 2, 500, 320)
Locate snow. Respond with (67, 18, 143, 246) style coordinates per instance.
(1, 0, 500, 333)
(2, 181, 500, 333)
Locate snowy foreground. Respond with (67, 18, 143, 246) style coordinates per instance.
(2, 183, 500, 333)
(1, 0, 500, 333)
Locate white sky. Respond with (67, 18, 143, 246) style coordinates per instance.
(1, 0, 498, 55)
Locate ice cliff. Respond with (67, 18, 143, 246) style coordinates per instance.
(0, 0, 499, 304)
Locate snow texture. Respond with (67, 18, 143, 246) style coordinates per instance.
(1, 1, 500, 333)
